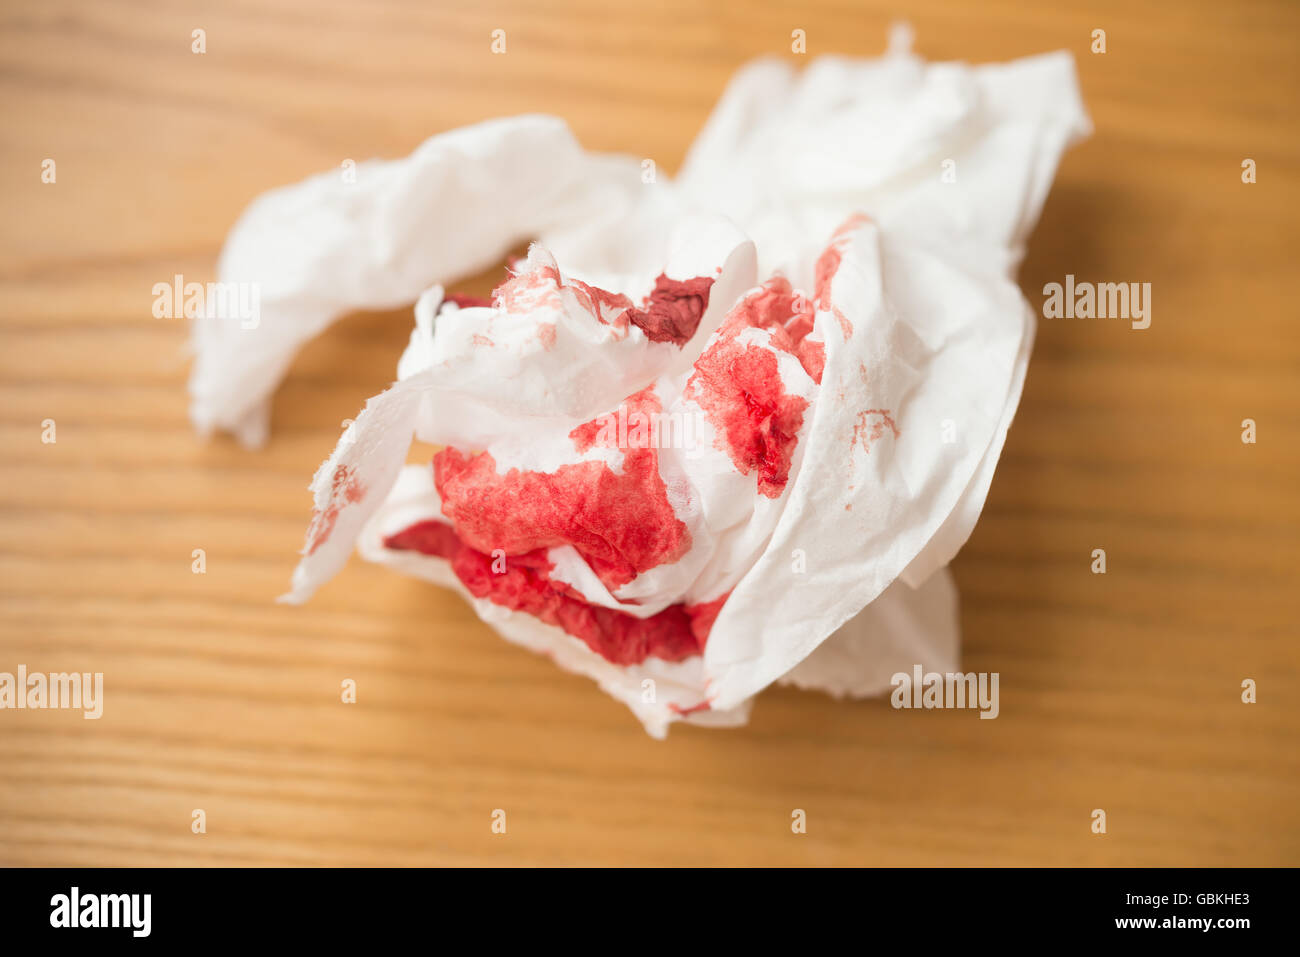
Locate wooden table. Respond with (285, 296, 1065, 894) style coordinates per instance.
(1, 0, 1296, 866)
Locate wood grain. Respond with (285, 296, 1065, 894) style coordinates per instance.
(1, 0, 1296, 866)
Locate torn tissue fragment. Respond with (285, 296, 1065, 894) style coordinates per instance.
(493, 263, 563, 313)
(383, 520, 720, 665)
(566, 277, 637, 330)
(686, 279, 815, 497)
(306, 465, 364, 555)
(433, 433, 690, 592)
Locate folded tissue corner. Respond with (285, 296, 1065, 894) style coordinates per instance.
(190, 34, 1090, 737)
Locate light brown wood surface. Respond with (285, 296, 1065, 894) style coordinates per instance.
(1, 0, 1296, 867)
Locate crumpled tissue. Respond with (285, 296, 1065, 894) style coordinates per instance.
(189, 30, 1090, 736)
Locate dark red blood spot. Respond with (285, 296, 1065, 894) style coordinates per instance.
(384, 520, 721, 666)
(568, 273, 713, 345)
(502, 266, 713, 347)
(433, 400, 689, 592)
(686, 278, 816, 497)
(626, 274, 714, 345)
(306, 465, 364, 555)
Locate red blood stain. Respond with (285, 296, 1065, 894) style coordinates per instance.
(835, 211, 872, 237)
(493, 263, 563, 312)
(831, 306, 853, 341)
(569, 274, 714, 346)
(728, 278, 823, 382)
(815, 213, 872, 335)
(433, 404, 689, 592)
(567, 418, 607, 454)
(306, 465, 365, 555)
(686, 278, 817, 497)
(566, 278, 635, 331)
(783, 291, 825, 383)
(814, 244, 843, 310)
(668, 699, 712, 716)
(454, 279, 556, 349)
(383, 519, 721, 665)
(627, 274, 714, 345)
(853, 409, 901, 454)
(568, 385, 660, 453)
(683, 591, 729, 648)
(497, 265, 714, 347)
(799, 341, 826, 383)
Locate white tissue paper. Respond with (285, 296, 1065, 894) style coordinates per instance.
(190, 31, 1090, 737)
